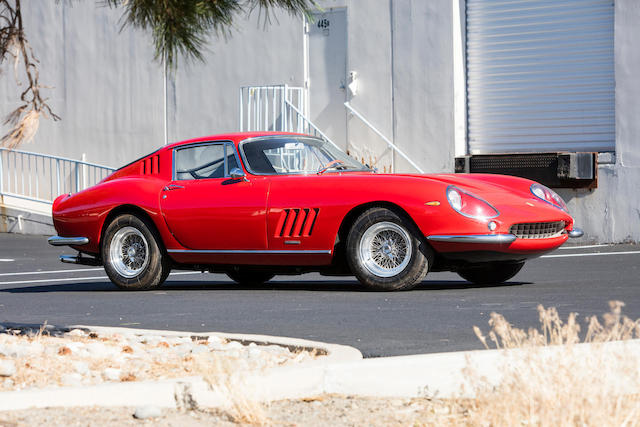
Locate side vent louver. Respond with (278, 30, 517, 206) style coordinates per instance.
(141, 155, 160, 175)
(274, 208, 319, 237)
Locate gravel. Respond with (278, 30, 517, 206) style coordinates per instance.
(0, 360, 16, 377)
(0, 327, 318, 392)
(133, 405, 163, 420)
(0, 396, 460, 426)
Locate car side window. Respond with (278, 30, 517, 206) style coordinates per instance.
(174, 143, 238, 180)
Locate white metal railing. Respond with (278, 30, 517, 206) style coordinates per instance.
(344, 102, 424, 174)
(239, 84, 340, 150)
(0, 148, 116, 205)
(239, 85, 306, 133)
(283, 100, 341, 150)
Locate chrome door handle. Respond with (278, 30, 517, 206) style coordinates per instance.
(163, 184, 184, 191)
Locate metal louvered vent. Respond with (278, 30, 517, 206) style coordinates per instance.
(141, 155, 160, 175)
(510, 221, 566, 239)
(466, 0, 614, 153)
(274, 208, 319, 237)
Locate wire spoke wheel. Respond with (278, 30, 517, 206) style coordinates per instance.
(358, 221, 412, 278)
(109, 226, 150, 278)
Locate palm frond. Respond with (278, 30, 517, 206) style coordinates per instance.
(105, 0, 318, 71)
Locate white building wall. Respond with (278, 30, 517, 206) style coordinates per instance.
(560, 0, 640, 243)
(391, 0, 454, 173)
(0, 1, 164, 168)
(168, 13, 305, 143)
(1, 0, 638, 243)
(0, 1, 305, 168)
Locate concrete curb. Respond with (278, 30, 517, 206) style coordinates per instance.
(1, 325, 639, 412)
(67, 324, 363, 365)
(0, 204, 54, 235)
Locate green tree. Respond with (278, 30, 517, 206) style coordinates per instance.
(0, 0, 316, 148)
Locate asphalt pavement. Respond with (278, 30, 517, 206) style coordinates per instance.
(0, 233, 639, 357)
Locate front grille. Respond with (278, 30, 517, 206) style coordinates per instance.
(510, 221, 566, 239)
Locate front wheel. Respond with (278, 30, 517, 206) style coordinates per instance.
(346, 208, 434, 291)
(102, 214, 171, 290)
(457, 261, 525, 285)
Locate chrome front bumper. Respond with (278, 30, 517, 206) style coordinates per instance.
(427, 234, 517, 244)
(48, 236, 89, 246)
(568, 227, 584, 238)
(428, 226, 584, 244)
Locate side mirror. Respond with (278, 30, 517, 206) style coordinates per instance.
(230, 168, 248, 182)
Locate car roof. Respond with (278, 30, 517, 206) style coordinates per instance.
(162, 132, 309, 151)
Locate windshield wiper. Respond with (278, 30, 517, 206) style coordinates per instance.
(317, 160, 347, 175)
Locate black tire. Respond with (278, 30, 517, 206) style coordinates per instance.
(102, 214, 171, 290)
(226, 268, 275, 286)
(457, 261, 525, 285)
(346, 207, 434, 291)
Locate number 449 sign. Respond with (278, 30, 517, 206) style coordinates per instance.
(317, 17, 330, 36)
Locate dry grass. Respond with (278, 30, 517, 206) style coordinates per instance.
(473, 301, 640, 350)
(194, 353, 270, 426)
(429, 301, 640, 426)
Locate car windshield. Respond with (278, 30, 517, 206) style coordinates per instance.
(240, 136, 370, 175)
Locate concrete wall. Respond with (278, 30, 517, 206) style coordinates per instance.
(556, 0, 640, 243)
(0, 1, 304, 168)
(1, 0, 638, 243)
(317, 0, 454, 174)
(0, 2, 163, 168)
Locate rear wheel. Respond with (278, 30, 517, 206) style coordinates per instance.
(457, 261, 525, 285)
(346, 208, 433, 291)
(102, 214, 171, 290)
(226, 268, 275, 286)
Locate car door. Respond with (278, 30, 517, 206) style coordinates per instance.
(266, 174, 344, 253)
(160, 141, 268, 250)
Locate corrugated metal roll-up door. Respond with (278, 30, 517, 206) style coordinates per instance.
(466, 0, 615, 154)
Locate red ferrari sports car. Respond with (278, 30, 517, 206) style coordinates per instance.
(48, 132, 582, 291)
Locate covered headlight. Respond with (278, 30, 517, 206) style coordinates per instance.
(446, 186, 499, 220)
(530, 183, 568, 212)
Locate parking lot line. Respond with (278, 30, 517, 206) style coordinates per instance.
(0, 268, 104, 277)
(0, 276, 108, 285)
(0, 271, 203, 285)
(541, 250, 640, 259)
(558, 244, 610, 250)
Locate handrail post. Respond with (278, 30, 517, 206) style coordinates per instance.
(282, 84, 288, 132)
(82, 153, 88, 190)
(75, 160, 80, 193)
(0, 149, 4, 196)
(239, 87, 244, 132)
(56, 159, 61, 196)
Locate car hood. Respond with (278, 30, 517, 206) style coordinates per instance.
(391, 172, 572, 220)
(394, 172, 535, 199)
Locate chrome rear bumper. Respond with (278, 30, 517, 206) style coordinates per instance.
(48, 236, 89, 246)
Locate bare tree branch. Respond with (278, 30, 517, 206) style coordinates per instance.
(0, 0, 59, 148)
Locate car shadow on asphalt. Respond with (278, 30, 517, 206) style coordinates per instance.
(0, 279, 529, 293)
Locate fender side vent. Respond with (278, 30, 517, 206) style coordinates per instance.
(275, 208, 320, 237)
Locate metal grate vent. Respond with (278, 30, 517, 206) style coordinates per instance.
(141, 155, 160, 175)
(510, 221, 566, 239)
(274, 208, 319, 238)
